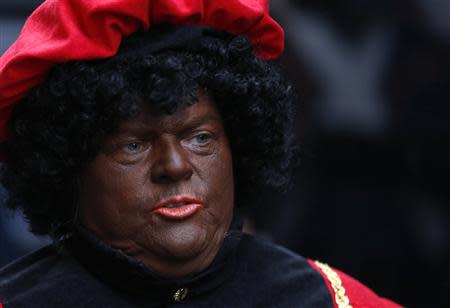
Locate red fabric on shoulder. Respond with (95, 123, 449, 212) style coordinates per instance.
(335, 268, 403, 308)
(0, 0, 284, 143)
(308, 260, 404, 308)
(308, 260, 338, 308)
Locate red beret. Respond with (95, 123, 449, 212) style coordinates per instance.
(0, 0, 284, 142)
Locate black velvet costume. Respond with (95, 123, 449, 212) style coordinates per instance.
(0, 215, 333, 307)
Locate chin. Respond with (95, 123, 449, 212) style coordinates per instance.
(131, 223, 224, 278)
(162, 224, 214, 260)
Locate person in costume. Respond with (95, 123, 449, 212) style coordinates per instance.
(0, 1, 402, 307)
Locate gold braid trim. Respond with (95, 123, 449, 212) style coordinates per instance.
(314, 261, 353, 308)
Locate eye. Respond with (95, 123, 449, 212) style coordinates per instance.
(181, 131, 216, 154)
(123, 142, 142, 153)
(192, 133, 212, 144)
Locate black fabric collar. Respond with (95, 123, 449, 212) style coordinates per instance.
(66, 211, 243, 302)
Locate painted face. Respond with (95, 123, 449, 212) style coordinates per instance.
(78, 95, 234, 278)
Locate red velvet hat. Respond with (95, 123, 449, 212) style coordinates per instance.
(0, 0, 284, 143)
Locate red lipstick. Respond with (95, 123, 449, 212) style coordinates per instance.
(152, 196, 203, 220)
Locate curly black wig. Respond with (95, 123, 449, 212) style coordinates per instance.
(1, 25, 296, 240)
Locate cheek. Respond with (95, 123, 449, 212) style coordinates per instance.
(217, 152, 234, 202)
(201, 148, 234, 220)
(79, 157, 149, 237)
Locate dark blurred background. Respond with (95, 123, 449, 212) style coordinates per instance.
(1, 1, 449, 307)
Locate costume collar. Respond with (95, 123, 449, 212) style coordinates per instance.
(66, 211, 243, 302)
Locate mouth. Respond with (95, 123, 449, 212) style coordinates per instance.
(152, 196, 203, 220)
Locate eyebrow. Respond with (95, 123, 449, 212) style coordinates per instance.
(182, 114, 223, 127)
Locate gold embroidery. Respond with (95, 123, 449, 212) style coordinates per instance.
(315, 261, 353, 308)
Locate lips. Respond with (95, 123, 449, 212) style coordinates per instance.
(152, 196, 203, 220)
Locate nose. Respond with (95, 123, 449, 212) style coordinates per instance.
(150, 137, 193, 184)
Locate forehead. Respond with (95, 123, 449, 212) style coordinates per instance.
(115, 94, 223, 134)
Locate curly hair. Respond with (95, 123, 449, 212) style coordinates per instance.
(1, 26, 296, 240)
